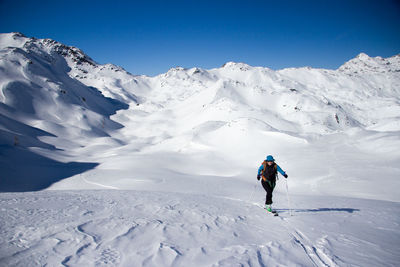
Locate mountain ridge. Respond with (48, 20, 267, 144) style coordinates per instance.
(3, 32, 400, 76)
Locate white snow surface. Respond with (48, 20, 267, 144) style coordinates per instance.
(0, 32, 400, 266)
(1, 191, 399, 267)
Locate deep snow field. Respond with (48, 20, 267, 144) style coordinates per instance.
(1, 32, 400, 266)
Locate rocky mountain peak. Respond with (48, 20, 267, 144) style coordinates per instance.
(338, 53, 400, 74)
(221, 62, 252, 71)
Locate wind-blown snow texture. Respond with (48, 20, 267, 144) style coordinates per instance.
(0, 32, 399, 266)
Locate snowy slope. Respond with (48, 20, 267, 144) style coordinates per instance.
(0, 33, 132, 190)
(1, 190, 399, 267)
(1, 32, 400, 266)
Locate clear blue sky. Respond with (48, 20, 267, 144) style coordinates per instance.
(1, 0, 399, 76)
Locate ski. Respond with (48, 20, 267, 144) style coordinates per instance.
(264, 208, 279, 216)
(253, 203, 279, 216)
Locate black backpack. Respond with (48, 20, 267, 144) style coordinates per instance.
(261, 161, 277, 182)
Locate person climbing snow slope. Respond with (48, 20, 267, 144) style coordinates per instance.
(257, 155, 288, 213)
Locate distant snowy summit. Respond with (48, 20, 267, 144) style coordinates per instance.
(0, 32, 96, 66)
(338, 52, 400, 74)
(0, 32, 133, 80)
(221, 62, 255, 71)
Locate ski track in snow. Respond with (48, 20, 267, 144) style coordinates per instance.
(285, 224, 339, 267)
(81, 175, 120, 190)
(237, 199, 341, 267)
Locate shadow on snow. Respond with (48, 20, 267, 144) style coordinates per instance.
(0, 145, 98, 192)
(277, 208, 360, 214)
(0, 110, 99, 192)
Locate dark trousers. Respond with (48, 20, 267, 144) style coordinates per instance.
(261, 179, 275, 205)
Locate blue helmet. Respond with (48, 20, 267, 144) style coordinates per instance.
(266, 155, 275, 162)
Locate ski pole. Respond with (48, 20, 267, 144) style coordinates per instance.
(285, 178, 293, 216)
(249, 184, 257, 203)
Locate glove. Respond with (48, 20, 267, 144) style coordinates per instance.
(257, 175, 261, 181)
(284, 174, 288, 179)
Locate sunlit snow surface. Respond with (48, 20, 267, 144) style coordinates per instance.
(0, 33, 400, 266)
(1, 191, 399, 266)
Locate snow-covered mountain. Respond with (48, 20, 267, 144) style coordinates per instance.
(0, 32, 399, 266)
(1, 32, 399, 194)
